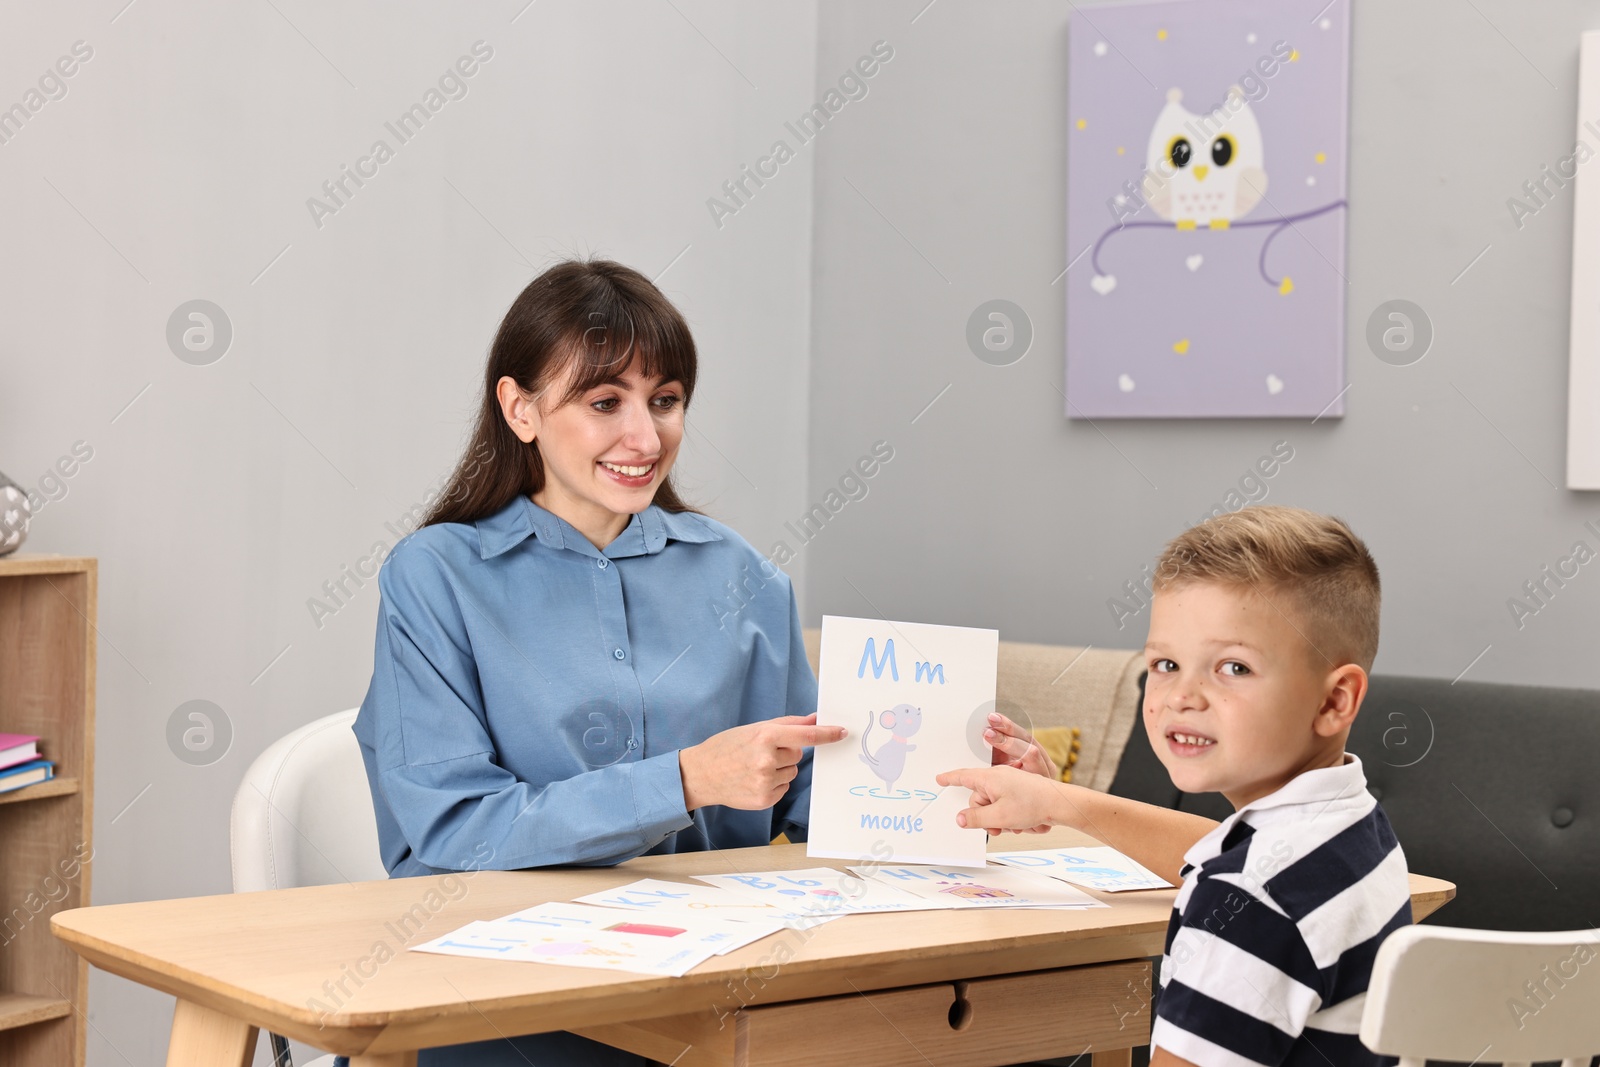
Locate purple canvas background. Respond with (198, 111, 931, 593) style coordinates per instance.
(1064, 0, 1351, 419)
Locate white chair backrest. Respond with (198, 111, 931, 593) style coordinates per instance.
(230, 708, 388, 892)
(1361, 924, 1600, 1067)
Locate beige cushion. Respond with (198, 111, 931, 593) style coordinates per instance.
(801, 629, 1142, 792)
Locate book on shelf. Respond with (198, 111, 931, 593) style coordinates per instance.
(0, 732, 41, 771)
(0, 759, 54, 794)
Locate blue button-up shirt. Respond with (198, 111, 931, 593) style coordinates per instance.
(353, 495, 817, 877)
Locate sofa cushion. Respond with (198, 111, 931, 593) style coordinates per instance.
(1110, 672, 1600, 932)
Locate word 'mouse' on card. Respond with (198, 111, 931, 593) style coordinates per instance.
(807, 615, 997, 868)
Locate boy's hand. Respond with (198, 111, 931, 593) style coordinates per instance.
(983, 711, 1060, 780)
(936, 764, 1060, 836)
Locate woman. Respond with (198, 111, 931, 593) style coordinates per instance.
(347, 259, 1054, 1066)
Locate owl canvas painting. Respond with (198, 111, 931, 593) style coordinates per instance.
(1065, 0, 1351, 418)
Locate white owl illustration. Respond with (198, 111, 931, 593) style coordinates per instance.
(1141, 87, 1268, 227)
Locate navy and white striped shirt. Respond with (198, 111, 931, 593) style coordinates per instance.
(1152, 754, 1412, 1066)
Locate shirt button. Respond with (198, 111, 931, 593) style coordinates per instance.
(626, 737, 638, 751)
(613, 648, 625, 660)
(597, 558, 608, 569)
(1553, 806, 1575, 828)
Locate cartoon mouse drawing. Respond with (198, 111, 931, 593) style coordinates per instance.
(859, 703, 922, 794)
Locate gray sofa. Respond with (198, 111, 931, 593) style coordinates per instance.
(1108, 673, 1600, 1067)
(1109, 672, 1600, 933)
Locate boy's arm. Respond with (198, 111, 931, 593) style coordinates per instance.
(936, 765, 1218, 885)
(1038, 778, 1219, 886)
(1148, 1049, 1199, 1067)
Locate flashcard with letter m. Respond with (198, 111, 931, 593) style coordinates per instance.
(806, 615, 997, 868)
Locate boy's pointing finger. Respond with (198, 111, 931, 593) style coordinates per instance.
(935, 767, 987, 790)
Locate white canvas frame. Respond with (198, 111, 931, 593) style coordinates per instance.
(1567, 32, 1600, 489)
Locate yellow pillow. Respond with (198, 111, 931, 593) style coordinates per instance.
(1034, 726, 1082, 783)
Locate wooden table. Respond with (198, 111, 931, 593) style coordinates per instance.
(51, 827, 1455, 1066)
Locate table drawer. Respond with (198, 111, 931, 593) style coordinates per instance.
(577, 960, 1151, 1067)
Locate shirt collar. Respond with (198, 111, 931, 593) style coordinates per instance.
(1181, 753, 1370, 872)
(1236, 752, 1370, 818)
(475, 495, 722, 560)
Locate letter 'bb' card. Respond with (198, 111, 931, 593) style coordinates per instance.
(807, 615, 996, 867)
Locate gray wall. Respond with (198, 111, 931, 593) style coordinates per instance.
(0, 3, 818, 1064)
(805, 0, 1600, 690)
(7, 1, 1600, 1063)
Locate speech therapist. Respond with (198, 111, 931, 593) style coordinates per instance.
(346, 257, 841, 1066)
(346, 258, 1055, 1067)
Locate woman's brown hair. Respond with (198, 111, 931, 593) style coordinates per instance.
(423, 258, 700, 529)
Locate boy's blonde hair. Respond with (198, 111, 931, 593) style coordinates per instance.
(1152, 505, 1381, 671)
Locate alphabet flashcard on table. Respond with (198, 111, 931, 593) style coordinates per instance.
(496, 901, 784, 956)
(846, 864, 1106, 910)
(571, 877, 836, 931)
(410, 919, 718, 977)
(807, 615, 998, 868)
(691, 868, 948, 916)
(990, 847, 1173, 892)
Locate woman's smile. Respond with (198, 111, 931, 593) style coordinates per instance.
(598, 459, 657, 487)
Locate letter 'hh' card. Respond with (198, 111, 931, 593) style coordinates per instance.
(806, 615, 997, 868)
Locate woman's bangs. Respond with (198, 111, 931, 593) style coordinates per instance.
(555, 298, 695, 403)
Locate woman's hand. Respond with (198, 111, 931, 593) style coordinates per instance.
(680, 713, 847, 811)
(936, 764, 1064, 836)
(984, 711, 1059, 779)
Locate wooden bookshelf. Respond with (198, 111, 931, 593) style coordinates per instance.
(0, 554, 95, 1067)
(0, 780, 79, 808)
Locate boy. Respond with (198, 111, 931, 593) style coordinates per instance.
(938, 506, 1411, 1066)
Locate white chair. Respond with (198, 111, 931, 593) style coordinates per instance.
(1361, 924, 1600, 1067)
(230, 708, 388, 1067)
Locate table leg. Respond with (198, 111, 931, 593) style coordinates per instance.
(1090, 1050, 1132, 1067)
(165, 998, 258, 1067)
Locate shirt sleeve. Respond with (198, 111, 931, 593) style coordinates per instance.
(1151, 874, 1325, 1067)
(361, 544, 694, 872)
(769, 579, 819, 842)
